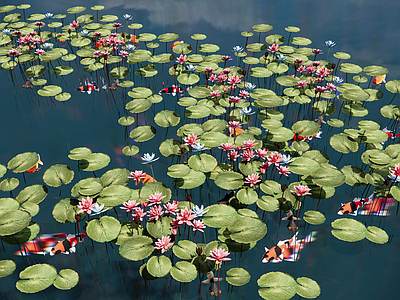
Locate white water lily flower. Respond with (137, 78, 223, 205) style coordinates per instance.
(192, 142, 208, 152)
(123, 14, 133, 20)
(141, 153, 159, 164)
(126, 44, 136, 52)
(2, 29, 11, 35)
(241, 107, 255, 116)
(325, 40, 336, 48)
(332, 76, 344, 85)
(232, 45, 244, 53)
(45, 13, 54, 19)
(192, 205, 209, 218)
(42, 43, 53, 50)
(187, 64, 196, 72)
(80, 30, 90, 37)
(90, 203, 110, 216)
(276, 54, 287, 62)
(245, 83, 256, 91)
(280, 154, 295, 165)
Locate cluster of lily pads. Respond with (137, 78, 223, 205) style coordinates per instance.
(1, 3, 400, 300)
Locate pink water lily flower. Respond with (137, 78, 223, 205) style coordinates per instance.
(164, 200, 179, 215)
(132, 207, 146, 221)
(207, 248, 231, 264)
(192, 220, 206, 232)
(291, 184, 311, 196)
(176, 207, 196, 226)
(242, 139, 258, 149)
(78, 196, 96, 214)
(69, 20, 79, 29)
(278, 166, 291, 177)
(120, 200, 139, 212)
(219, 143, 234, 151)
(147, 193, 166, 206)
(155, 236, 174, 253)
(148, 205, 164, 221)
(128, 170, 147, 185)
(176, 54, 188, 64)
(389, 164, 400, 178)
(184, 134, 200, 147)
(241, 149, 255, 162)
(268, 43, 279, 53)
(245, 173, 261, 187)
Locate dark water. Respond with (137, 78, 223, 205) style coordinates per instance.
(1, 0, 400, 299)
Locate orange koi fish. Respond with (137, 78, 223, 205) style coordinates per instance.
(139, 174, 157, 184)
(262, 231, 317, 263)
(373, 74, 386, 89)
(130, 34, 139, 44)
(202, 271, 223, 296)
(337, 193, 373, 216)
(27, 154, 43, 173)
(171, 40, 184, 50)
(50, 233, 87, 256)
(229, 128, 245, 137)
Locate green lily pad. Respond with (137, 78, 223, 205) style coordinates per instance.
(381, 105, 400, 120)
(55, 92, 71, 102)
(188, 154, 217, 173)
(110, 66, 130, 79)
(258, 272, 297, 300)
(130, 125, 156, 142)
(4, 13, 21, 23)
(340, 165, 368, 186)
(252, 24, 273, 32)
(50, 66, 73, 76)
(309, 167, 345, 187)
(118, 116, 135, 126)
(289, 157, 320, 176)
(2, 222, 40, 245)
(126, 98, 152, 113)
(0, 198, 19, 214)
(25, 65, 45, 77)
(52, 198, 84, 223)
(0, 5, 16, 13)
(173, 240, 196, 260)
(214, 171, 244, 190)
(16, 264, 57, 293)
(154, 110, 180, 127)
(147, 215, 173, 239)
(147, 256, 172, 278)
(170, 261, 197, 283)
(296, 277, 321, 299)
(37, 85, 62, 97)
(249, 67, 273, 78)
(0, 209, 31, 236)
(198, 43, 219, 53)
(331, 218, 367, 242)
(68, 147, 91, 160)
(363, 65, 388, 76)
(338, 63, 362, 74)
(292, 120, 320, 137)
(122, 145, 139, 157)
(53, 269, 79, 290)
(97, 185, 131, 207)
(128, 87, 153, 98)
(237, 188, 258, 205)
(167, 164, 191, 178)
(227, 216, 267, 243)
(173, 169, 206, 189)
(365, 226, 389, 244)
(42, 165, 74, 187)
(303, 210, 325, 225)
(385, 80, 400, 94)
(0, 260, 16, 278)
(257, 196, 280, 212)
(120, 236, 154, 261)
(202, 204, 238, 228)
(101, 168, 130, 186)
(78, 153, 110, 171)
(139, 182, 171, 203)
(330, 134, 358, 153)
(0, 178, 19, 192)
(67, 6, 86, 14)
(226, 268, 251, 286)
(87, 216, 121, 243)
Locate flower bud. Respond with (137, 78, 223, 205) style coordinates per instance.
(196, 247, 203, 256)
(75, 214, 82, 222)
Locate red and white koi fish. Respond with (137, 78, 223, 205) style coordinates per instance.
(262, 231, 317, 263)
(50, 233, 87, 256)
(158, 85, 190, 96)
(337, 193, 374, 216)
(27, 154, 43, 173)
(382, 127, 400, 142)
(76, 79, 107, 94)
(171, 40, 184, 50)
(358, 197, 396, 216)
(202, 271, 223, 296)
(373, 74, 386, 89)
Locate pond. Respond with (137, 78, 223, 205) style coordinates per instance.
(1, 1, 400, 299)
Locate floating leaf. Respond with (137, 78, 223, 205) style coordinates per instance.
(237, 188, 258, 205)
(25, 65, 45, 77)
(37, 85, 62, 97)
(50, 66, 73, 76)
(42, 165, 74, 187)
(252, 24, 273, 32)
(126, 98, 152, 113)
(147, 216, 173, 239)
(174, 169, 206, 189)
(52, 198, 83, 223)
(366, 226, 389, 244)
(110, 66, 130, 79)
(173, 240, 197, 260)
(130, 125, 156, 142)
(2, 222, 40, 245)
(87, 216, 121, 243)
(0, 260, 16, 278)
(53, 269, 79, 290)
(78, 153, 110, 171)
(226, 268, 251, 286)
(296, 277, 321, 299)
(147, 256, 172, 278)
(68, 147, 91, 160)
(227, 216, 267, 243)
(119, 236, 153, 261)
(188, 154, 217, 173)
(170, 261, 197, 283)
(202, 204, 238, 228)
(338, 63, 362, 74)
(101, 168, 130, 187)
(0, 178, 19, 192)
(122, 145, 140, 157)
(330, 134, 358, 153)
(139, 182, 171, 203)
(303, 210, 325, 225)
(154, 110, 180, 127)
(331, 218, 367, 242)
(363, 65, 388, 76)
(16, 264, 57, 293)
(258, 272, 297, 300)
(97, 185, 131, 207)
(214, 171, 244, 190)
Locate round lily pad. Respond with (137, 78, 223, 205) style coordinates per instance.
(327, 119, 344, 128)
(16, 264, 57, 293)
(52, 198, 83, 223)
(0, 260, 16, 278)
(43, 165, 74, 187)
(55, 92, 71, 102)
(154, 110, 180, 127)
(198, 43, 219, 53)
(122, 145, 139, 156)
(53, 269, 79, 290)
(174, 169, 206, 189)
(363, 65, 388, 76)
(147, 256, 172, 278)
(119, 236, 154, 261)
(226, 268, 251, 286)
(110, 66, 130, 79)
(68, 147, 91, 160)
(78, 153, 110, 171)
(258, 272, 297, 300)
(331, 218, 367, 242)
(170, 261, 197, 283)
(87, 216, 121, 243)
(227, 216, 267, 243)
(252, 24, 273, 32)
(0, 178, 19, 192)
(202, 204, 238, 228)
(97, 185, 131, 207)
(37, 85, 62, 97)
(214, 171, 244, 190)
(128, 87, 152, 98)
(330, 134, 358, 153)
(126, 98, 152, 113)
(365, 226, 389, 244)
(50, 66, 73, 76)
(303, 210, 325, 225)
(25, 65, 45, 77)
(296, 277, 321, 299)
(2, 221, 40, 245)
(172, 240, 197, 259)
(129, 125, 156, 142)
(67, 6, 86, 14)
(338, 63, 362, 74)
(188, 154, 217, 173)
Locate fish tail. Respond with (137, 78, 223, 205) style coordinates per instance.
(101, 85, 107, 89)
(301, 231, 317, 244)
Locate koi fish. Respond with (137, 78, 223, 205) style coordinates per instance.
(314, 115, 326, 127)
(139, 174, 157, 184)
(23, 77, 34, 89)
(373, 74, 386, 88)
(382, 127, 400, 141)
(291, 131, 322, 143)
(229, 127, 245, 137)
(358, 197, 396, 216)
(109, 79, 121, 90)
(281, 211, 300, 232)
(202, 271, 223, 296)
(27, 154, 43, 173)
(15, 233, 68, 256)
(158, 85, 189, 96)
(171, 40, 184, 50)
(262, 231, 317, 263)
(94, 41, 103, 49)
(76, 79, 107, 94)
(130, 34, 139, 44)
(337, 193, 374, 216)
(50, 233, 87, 256)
